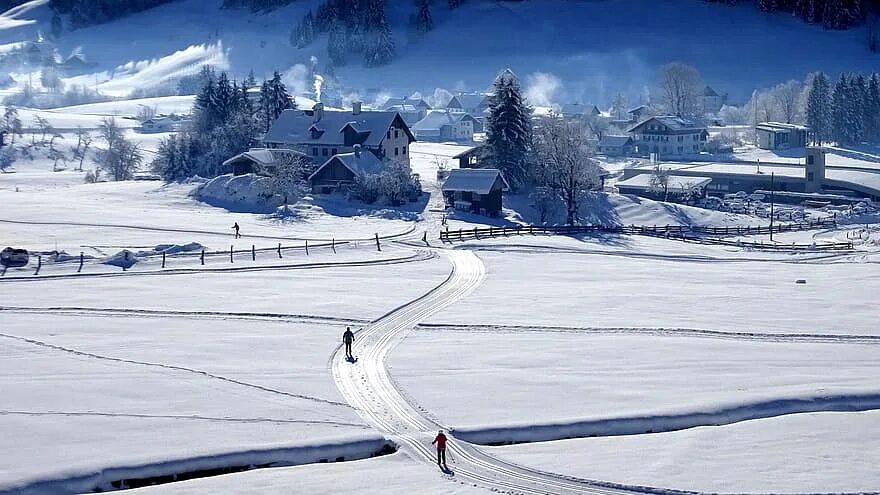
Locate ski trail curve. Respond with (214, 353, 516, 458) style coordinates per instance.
(331, 250, 643, 495)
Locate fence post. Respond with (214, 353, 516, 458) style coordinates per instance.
(252, 245, 256, 261)
(473, 227, 478, 239)
(305, 240, 309, 256)
(162, 251, 166, 269)
(332, 238, 336, 254)
(278, 243, 282, 259)
(200, 249, 205, 265)
(230, 245, 234, 264)
(34, 255, 41, 275)
(422, 231, 428, 246)
(375, 233, 381, 252)
(78, 252, 84, 273)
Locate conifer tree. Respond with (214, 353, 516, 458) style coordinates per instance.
(417, 0, 433, 32)
(328, 20, 348, 66)
(831, 73, 849, 144)
(485, 69, 533, 190)
(805, 72, 831, 145)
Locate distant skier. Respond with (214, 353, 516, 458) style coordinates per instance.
(232, 222, 241, 239)
(432, 430, 448, 467)
(342, 327, 355, 360)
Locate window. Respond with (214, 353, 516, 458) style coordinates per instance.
(387, 130, 391, 139)
(808, 172, 814, 181)
(807, 155, 814, 165)
(322, 148, 328, 157)
(394, 129, 399, 139)
(402, 146, 407, 155)
(394, 147, 399, 156)
(312, 147, 318, 156)
(677, 146, 683, 153)
(331, 148, 337, 155)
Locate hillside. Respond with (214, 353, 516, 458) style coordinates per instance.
(0, 0, 877, 106)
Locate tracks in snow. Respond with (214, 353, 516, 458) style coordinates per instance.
(0, 332, 350, 408)
(332, 250, 650, 495)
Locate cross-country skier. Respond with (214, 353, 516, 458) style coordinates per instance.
(432, 430, 448, 467)
(232, 222, 241, 239)
(342, 327, 355, 360)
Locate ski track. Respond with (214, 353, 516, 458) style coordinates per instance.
(0, 332, 351, 409)
(0, 218, 417, 243)
(0, 410, 367, 428)
(0, 251, 435, 282)
(417, 323, 880, 344)
(460, 243, 854, 264)
(0, 305, 368, 325)
(331, 249, 878, 495)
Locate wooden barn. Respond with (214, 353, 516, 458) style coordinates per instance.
(441, 168, 509, 217)
(308, 146, 384, 193)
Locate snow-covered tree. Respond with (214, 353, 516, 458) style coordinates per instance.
(831, 73, 851, 144)
(97, 117, 141, 181)
(363, 18, 395, 67)
(805, 72, 831, 144)
(772, 79, 803, 124)
(270, 151, 311, 204)
(649, 163, 671, 201)
(246, 69, 257, 88)
(658, 62, 704, 117)
(533, 114, 603, 225)
(328, 20, 348, 66)
(529, 186, 559, 224)
(865, 73, 880, 142)
(40, 66, 63, 93)
(2, 105, 22, 145)
(485, 68, 533, 190)
(50, 9, 63, 38)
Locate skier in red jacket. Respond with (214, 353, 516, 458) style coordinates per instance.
(432, 430, 448, 467)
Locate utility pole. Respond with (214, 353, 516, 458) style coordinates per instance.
(769, 172, 775, 242)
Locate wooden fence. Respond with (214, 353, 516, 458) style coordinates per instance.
(439, 220, 853, 251)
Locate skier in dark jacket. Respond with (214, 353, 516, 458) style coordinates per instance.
(232, 222, 241, 239)
(342, 327, 355, 359)
(432, 430, 448, 467)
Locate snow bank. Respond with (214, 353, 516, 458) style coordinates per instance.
(1, 436, 393, 495)
(136, 242, 204, 257)
(194, 174, 280, 214)
(101, 250, 137, 269)
(453, 393, 880, 446)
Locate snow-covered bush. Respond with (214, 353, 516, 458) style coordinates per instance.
(350, 161, 421, 206)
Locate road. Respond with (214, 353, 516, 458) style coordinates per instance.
(331, 249, 643, 495)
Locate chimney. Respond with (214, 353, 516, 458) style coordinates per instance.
(313, 102, 324, 123)
(352, 101, 362, 115)
(353, 144, 362, 158)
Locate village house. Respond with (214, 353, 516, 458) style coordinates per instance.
(756, 122, 808, 150)
(702, 86, 727, 115)
(560, 103, 602, 120)
(446, 93, 490, 132)
(223, 148, 307, 176)
(308, 145, 384, 194)
(381, 97, 432, 120)
(597, 135, 634, 157)
(262, 102, 415, 167)
(382, 104, 423, 126)
(441, 168, 509, 217)
(412, 110, 477, 142)
(616, 174, 712, 201)
(628, 116, 708, 158)
(140, 115, 189, 133)
(627, 105, 651, 123)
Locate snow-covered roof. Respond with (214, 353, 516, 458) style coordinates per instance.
(412, 110, 475, 131)
(222, 148, 307, 168)
(598, 135, 633, 147)
(704, 85, 720, 97)
(381, 97, 431, 110)
(385, 104, 420, 113)
(628, 105, 649, 114)
(264, 107, 414, 147)
(617, 174, 713, 192)
(449, 94, 488, 110)
(628, 116, 707, 134)
(442, 168, 509, 194)
(756, 122, 808, 132)
(561, 103, 600, 116)
(308, 150, 384, 181)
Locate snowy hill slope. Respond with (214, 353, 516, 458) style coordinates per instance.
(0, 0, 877, 104)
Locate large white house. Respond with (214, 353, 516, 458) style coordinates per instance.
(262, 102, 415, 166)
(628, 116, 708, 157)
(411, 110, 477, 142)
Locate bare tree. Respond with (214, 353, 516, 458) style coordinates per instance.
(649, 163, 670, 201)
(71, 126, 92, 171)
(658, 62, 704, 118)
(534, 114, 604, 225)
(48, 133, 66, 171)
(772, 80, 803, 124)
(611, 92, 628, 120)
(97, 117, 141, 181)
(32, 116, 53, 145)
(136, 105, 157, 123)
